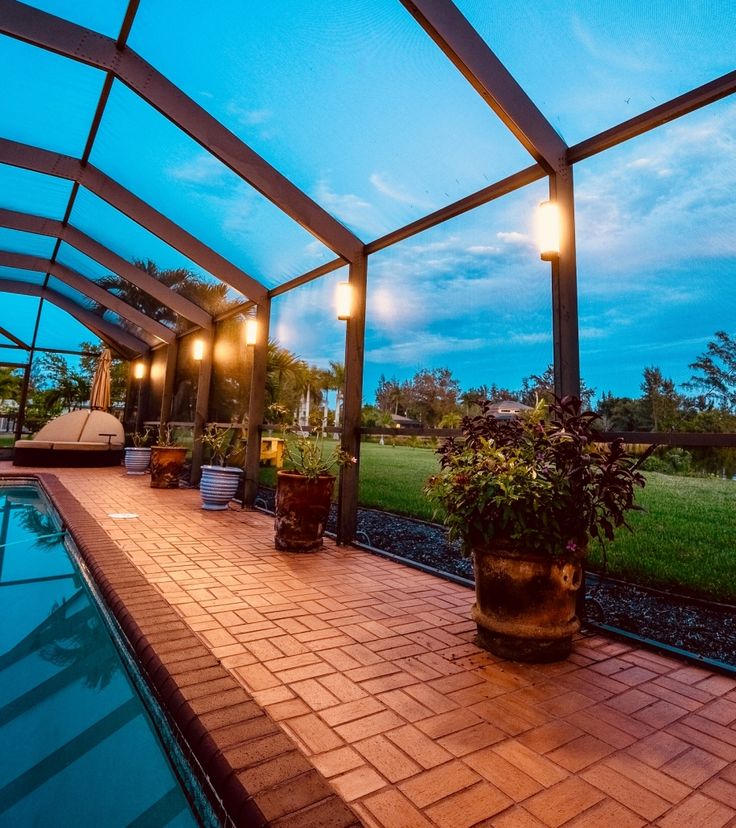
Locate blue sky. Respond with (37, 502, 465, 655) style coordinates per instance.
(1, 1, 734, 403)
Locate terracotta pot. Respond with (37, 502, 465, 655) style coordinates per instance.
(471, 542, 583, 662)
(124, 446, 151, 475)
(199, 465, 242, 510)
(149, 446, 187, 489)
(275, 471, 335, 552)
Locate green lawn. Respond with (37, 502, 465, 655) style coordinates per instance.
(262, 440, 736, 603)
(588, 473, 736, 603)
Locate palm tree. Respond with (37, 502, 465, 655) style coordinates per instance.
(92, 259, 231, 331)
(294, 364, 324, 428)
(266, 341, 305, 423)
(328, 361, 345, 429)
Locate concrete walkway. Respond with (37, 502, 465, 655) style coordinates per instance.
(8, 464, 736, 827)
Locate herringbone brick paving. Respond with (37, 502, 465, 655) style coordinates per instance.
(15, 465, 736, 827)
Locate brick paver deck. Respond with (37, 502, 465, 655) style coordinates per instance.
(6, 464, 736, 827)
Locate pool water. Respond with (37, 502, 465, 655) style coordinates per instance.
(0, 483, 211, 827)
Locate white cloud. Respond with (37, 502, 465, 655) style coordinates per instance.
(497, 231, 530, 245)
(166, 154, 227, 185)
(576, 101, 736, 278)
(369, 173, 435, 210)
(571, 15, 660, 73)
(467, 245, 500, 255)
(508, 332, 551, 345)
(366, 332, 486, 365)
(313, 180, 387, 237)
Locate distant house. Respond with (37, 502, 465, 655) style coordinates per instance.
(390, 414, 421, 429)
(487, 399, 532, 420)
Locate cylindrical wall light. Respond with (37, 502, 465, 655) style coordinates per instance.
(133, 362, 145, 380)
(245, 318, 258, 346)
(192, 338, 205, 361)
(336, 281, 352, 321)
(538, 200, 561, 261)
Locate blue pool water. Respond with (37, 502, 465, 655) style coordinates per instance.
(0, 482, 213, 827)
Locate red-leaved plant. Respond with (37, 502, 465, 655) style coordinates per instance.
(425, 396, 654, 558)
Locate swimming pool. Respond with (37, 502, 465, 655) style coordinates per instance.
(0, 481, 217, 827)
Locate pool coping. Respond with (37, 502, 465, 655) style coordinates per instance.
(6, 472, 361, 828)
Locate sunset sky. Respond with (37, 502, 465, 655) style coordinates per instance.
(0, 0, 733, 403)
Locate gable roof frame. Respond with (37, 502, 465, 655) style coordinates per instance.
(0, 138, 268, 304)
(0, 207, 213, 330)
(0, 277, 149, 357)
(0, 250, 175, 344)
(0, 0, 365, 264)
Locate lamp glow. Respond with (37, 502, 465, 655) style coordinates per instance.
(538, 200, 561, 261)
(192, 338, 205, 361)
(133, 362, 145, 380)
(245, 318, 258, 346)
(336, 282, 352, 321)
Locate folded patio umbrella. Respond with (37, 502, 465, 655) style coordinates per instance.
(89, 348, 112, 411)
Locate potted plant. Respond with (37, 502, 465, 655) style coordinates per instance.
(425, 396, 652, 662)
(275, 432, 356, 552)
(198, 423, 245, 510)
(124, 428, 152, 475)
(149, 425, 188, 489)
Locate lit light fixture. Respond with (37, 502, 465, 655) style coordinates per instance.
(245, 318, 258, 346)
(336, 281, 352, 321)
(133, 362, 145, 380)
(538, 200, 561, 261)
(192, 338, 205, 361)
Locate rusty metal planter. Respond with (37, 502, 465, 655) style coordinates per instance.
(149, 446, 187, 489)
(275, 471, 335, 552)
(471, 542, 583, 662)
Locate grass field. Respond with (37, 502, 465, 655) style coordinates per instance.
(262, 439, 736, 603)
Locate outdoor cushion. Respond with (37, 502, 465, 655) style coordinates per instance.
(78, 411, 125, 445)
(50, 441, 112, 451)
(14, 440, 55, 450)
(34, 409, 90, 442)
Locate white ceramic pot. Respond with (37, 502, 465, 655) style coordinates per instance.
(199, 465, 242, 510)
(124, 446, 151, 475)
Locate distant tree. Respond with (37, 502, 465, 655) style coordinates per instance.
(33, 353, 89, 411)
(327, 361, 345, 427)
(460, 386, 491, 415)
(640, 366, 683, 431)
(438, 411, 462, 428)
(596, 393, 651, 431)
(265, 341, 303, 421)
(685, 331, 736, 412)
(518, 365, 595, 409)
(0, 367, 21, 410)
(405, 367, 460, 427)
(375, 375, 409, 415)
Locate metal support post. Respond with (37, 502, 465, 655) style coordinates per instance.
(337, 252, 368, 545)
(243, 300, 271, 507)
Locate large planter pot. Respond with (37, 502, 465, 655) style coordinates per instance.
(124, 446, 151, 475)
(275, 471, 335, 552)
(149, 446, 187, 489)
(471, 543, 583, 663)
(199, 465, 242, 510)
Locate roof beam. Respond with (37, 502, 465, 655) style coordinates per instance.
(0, 250, 175, 344)
(400, 0, 567, 173)
(568, 69, 736, 164)
(0, 278, 148, 357)
(0, 324, 30, 349)
(0, 1, 364, 262)
(0, 138, 268, 303)
(0, 208, 212, 329)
